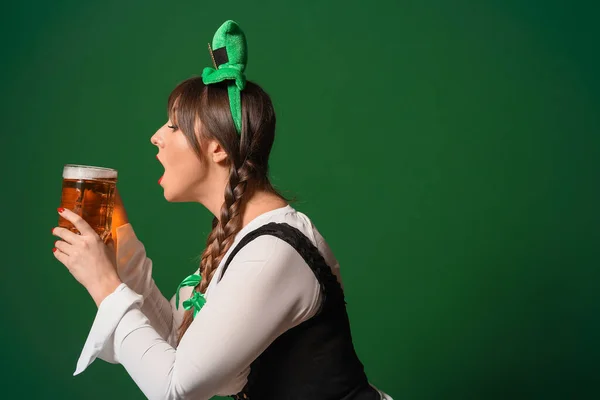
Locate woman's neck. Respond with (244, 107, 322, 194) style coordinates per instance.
(240, 188, 288, 229)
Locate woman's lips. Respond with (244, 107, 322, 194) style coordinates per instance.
(158, 175, 163, 184)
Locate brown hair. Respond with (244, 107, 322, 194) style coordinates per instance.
(167, 77, 289, 345)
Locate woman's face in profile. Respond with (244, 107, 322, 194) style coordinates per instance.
(150, 120, 208, 202)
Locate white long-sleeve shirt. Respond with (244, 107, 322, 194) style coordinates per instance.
(74, 204, 392, 400)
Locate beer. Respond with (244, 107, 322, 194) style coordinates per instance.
(59, 165, 118, 241)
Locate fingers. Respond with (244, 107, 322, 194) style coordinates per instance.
(53, 245, 69, 265)
(58, 208, 96, 237)
(52, 226, 82, 245)
(54, 238, 71, 256)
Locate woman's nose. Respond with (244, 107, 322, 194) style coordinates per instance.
(150, 131, 162, 147)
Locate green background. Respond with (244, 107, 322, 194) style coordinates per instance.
(1, 0, 599, 398)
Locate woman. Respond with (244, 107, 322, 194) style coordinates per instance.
(51, 20, 392, 400)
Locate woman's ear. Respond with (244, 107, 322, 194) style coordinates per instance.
(207, 139, 229, 164)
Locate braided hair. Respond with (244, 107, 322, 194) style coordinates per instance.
(166, 77, 287, 345)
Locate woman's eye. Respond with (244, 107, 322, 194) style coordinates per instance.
(167, 125, 178, 130)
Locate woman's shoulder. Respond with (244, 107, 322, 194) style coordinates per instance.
(226, 205, 342, 283)
(235, 204, 322, 252)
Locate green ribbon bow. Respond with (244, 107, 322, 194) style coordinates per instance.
(175, 273, 206, 318)
(202, 20, 248, 135)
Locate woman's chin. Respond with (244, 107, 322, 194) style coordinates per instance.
(159, 176, 176, 202)
(160, 178, 196, 203)
(162, 188, 178, 202)
(162, 186, 189, 203)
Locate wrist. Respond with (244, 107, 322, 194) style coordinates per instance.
(90, 275, 123, 307)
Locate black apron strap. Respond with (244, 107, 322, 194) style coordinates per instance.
(217, 222, 345, 313)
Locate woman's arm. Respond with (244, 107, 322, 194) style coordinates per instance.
(114, 223, 176, 343)
(76, 235, 321, 400)
(110, 188, 176, 343)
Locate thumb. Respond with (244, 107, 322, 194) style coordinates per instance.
(104, 233, 115, 251)
(104, 235, 117, 265)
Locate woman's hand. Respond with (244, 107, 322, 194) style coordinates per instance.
(52, 208, 122, 307)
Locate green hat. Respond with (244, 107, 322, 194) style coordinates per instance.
(201, 20, 247, 134)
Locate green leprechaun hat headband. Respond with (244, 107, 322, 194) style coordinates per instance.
(201, 20, 247, 134)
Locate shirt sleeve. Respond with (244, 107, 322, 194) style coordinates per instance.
(74, 235, 321, 400)
(113, 223, 177, 343)
(74, 223, 184, 374)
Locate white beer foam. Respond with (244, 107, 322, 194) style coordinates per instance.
(63, 165, 117, 180)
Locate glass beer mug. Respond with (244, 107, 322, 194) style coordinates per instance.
(58, 164, 118, 242)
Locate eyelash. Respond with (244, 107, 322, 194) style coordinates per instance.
(167, 125, 178, 130)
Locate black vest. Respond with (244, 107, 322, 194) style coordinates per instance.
(218, 222, 379, 400)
